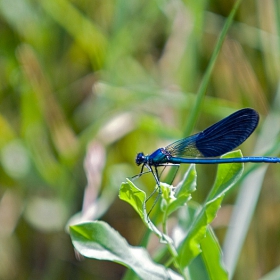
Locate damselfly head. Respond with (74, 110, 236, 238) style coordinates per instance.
(135, 152, 146, 165)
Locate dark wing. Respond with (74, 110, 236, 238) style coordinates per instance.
(165, 108, 259, 158)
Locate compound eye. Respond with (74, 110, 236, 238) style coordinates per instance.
(135, 152, 145, 165)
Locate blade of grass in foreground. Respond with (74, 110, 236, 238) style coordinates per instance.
(184, 0, 243, 136)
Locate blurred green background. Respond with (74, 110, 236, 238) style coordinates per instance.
(0, 0, 280, 279)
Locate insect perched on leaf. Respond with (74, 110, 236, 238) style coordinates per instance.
(134, 108, 280, 191)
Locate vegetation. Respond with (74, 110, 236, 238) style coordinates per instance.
(0, 0, 280, 279)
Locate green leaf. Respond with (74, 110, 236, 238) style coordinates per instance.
(200, 227, 228, 279)
(177, 150, 244, 269)
(177, 196, 224, 268)
(188, 227, 228, 280)
(206, 150, 244, 204)
(119, 179, 146, 220)
(175, 164, 197, 198)
(166, 164, 197, 217)
(119, 179, 172, 243)
(70, 221, 183, 280)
